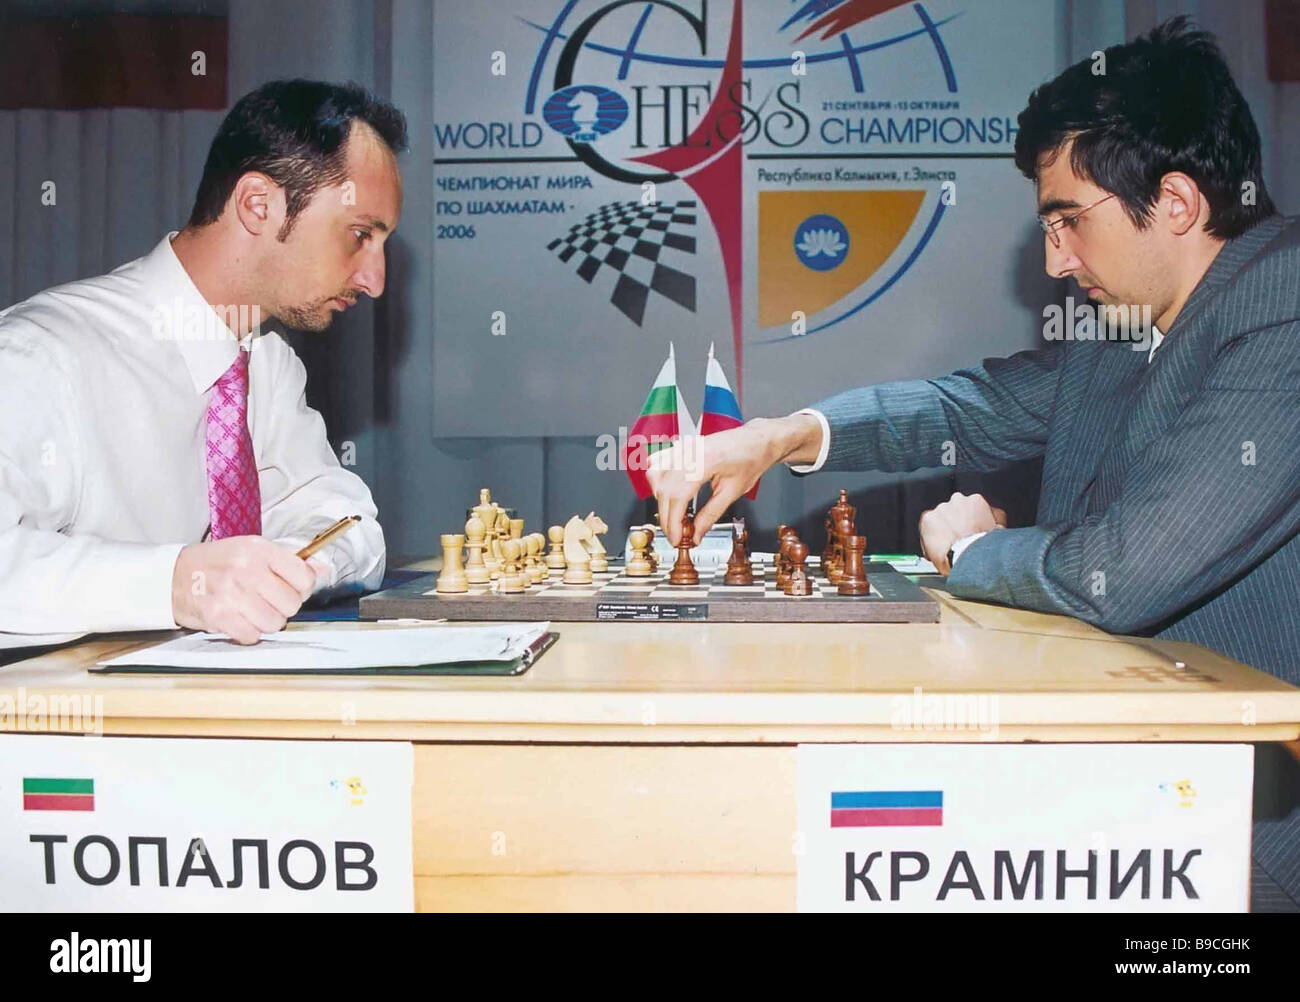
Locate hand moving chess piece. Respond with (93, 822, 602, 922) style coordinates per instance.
(583, 511, 609, 572)
(436, 533, 469, 593)
(669, 512, 700, 586)
(837, 534, 870, 596)
(626, 529, 654, 577)
(463, 516, 490, 584)
(786, 540, 812, 596)
(562, 515, 593, 584)
(546, 525, 567, 570)
(723, 518, 753, 586)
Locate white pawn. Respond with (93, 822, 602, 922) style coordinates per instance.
(499, 539, 527, 594)
(546, 525, 567, 570)
(626, 528, 653, 577)
(464, 515, 490, 585)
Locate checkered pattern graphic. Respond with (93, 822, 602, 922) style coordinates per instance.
(206, 349, 261, 539)
(546, 200, 698, 325)
(424, 560, 881, 601)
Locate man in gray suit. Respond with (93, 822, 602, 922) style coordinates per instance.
(650, 17, 1300, 909)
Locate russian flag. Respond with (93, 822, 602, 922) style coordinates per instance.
(830, 790, 943, 827)
(699, 343, 758, 499)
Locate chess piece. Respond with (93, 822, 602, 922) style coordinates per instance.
(825, 489, 855, 574)
(831, 489, 856, 534)
(786, 541, 813, 596)
(828, 512, 855, 585)
(626, 528, 654, 576)
(499, 539, 527, 593)
(642, 525, 659, 571)
(526, 534, 546, 584)
(493, 511, 512, 577)
(436, 533, 469, 593)
(776, 526, 799, 591)
(475, 499, 500, 579)
(562, 515, 593, 584)
(546, 525, 567, 570)
(463, 515, 490, 585)
(837, 535, 870, 596)
(529, 533, 549, 581)
(669, 512, 700, 586)
(584, 512, 609, 572)
(723, 518, 753, 586)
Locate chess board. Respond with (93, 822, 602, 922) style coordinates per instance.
(358, 559, 939, 624)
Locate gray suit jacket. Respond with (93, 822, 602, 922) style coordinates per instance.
(812, 213, 1300, 684)
(808, 213, 1300, 906)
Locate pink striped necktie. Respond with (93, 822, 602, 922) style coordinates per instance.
(206, 348, 262, 539)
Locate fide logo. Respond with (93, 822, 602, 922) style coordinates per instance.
(794, 214, 851, 272)
(542, 84, 629, 144)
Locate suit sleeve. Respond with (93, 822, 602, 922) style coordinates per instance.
(253, 335, 386, 599)
(806, 341, 1065, 474)
(947, 320, 1300, 634)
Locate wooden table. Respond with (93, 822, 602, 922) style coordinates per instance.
(3, 587, 1298, 911)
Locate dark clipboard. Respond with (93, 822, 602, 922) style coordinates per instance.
(89, 631, 560, 678)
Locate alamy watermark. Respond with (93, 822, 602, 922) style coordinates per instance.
(891, 686, 1000, 740)
(0, 686, 103, 736)
(1043, 296, 1155, 353)
(150, 298, 262, 342)
(595, 426, 705, 476)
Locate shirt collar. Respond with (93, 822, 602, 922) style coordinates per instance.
(143, 232, 252, 394)
(1147, 325, 1164, 363)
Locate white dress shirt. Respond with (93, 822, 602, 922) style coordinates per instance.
(0, 233, 385, 637)
(787, 326, 1167, 566)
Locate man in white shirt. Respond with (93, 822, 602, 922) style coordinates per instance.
(0, 79, 405, 644)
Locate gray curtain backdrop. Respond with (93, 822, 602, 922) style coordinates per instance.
(2, 0, 1296, 561)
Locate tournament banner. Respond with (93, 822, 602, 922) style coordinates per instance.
(431, 0, 1061, 437)
(0, 736, 414, 912)
(797, 744, 1254, 912)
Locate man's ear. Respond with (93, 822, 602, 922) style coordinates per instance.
(1159, 172, 1205, 237)
(230, 172, 282, 237)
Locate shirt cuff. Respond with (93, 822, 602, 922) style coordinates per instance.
(949, 531, 988, 567)
(786, 408, 831, 473)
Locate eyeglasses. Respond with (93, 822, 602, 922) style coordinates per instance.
(1037, 193, 1116, 248)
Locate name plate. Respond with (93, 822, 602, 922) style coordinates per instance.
(0, 735, 413, 912)
(797, 743, 1252, 912)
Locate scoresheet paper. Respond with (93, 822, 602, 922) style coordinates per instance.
(94, 623, 551, 672)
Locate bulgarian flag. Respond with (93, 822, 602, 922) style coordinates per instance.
(624, 343, 696, 499)
(700, 343, 758, 499)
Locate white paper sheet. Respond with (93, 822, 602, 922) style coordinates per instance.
(94, 623, 551, 671)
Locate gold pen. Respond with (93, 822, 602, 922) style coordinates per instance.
(296, 515, 362, 560)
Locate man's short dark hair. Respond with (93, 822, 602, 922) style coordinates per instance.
(1014, 16, 1274, 240)
(187, 79, 408, 238)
